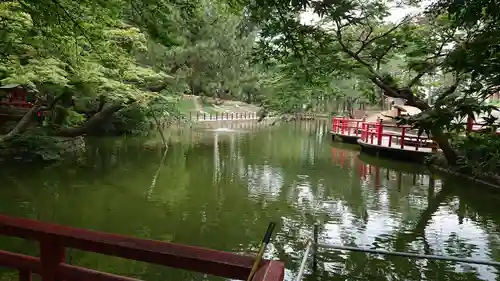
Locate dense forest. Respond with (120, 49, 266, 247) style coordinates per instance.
(0, 0, 499, 179)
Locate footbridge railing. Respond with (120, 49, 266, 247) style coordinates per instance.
(331, 117, 437, 151)
(0, 215, 284, 281)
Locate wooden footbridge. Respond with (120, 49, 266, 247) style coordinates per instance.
(330, 117, 438, 163)
(331, 116, 499, 162)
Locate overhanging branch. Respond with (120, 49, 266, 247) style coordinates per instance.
(355, 16, 413, 55)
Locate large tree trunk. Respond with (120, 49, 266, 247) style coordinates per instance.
(56, 104, 124, 137)
(430, 129, 457, 166)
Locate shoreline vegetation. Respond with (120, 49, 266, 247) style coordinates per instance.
(0, 0, 499, 185)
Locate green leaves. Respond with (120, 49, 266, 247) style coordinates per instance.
(1, 57, 70, 89)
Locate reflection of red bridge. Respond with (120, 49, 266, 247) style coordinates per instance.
(0, 215, 283, 281)
(331, 146, 434, 190)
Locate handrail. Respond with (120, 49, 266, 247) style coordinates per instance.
(331, 117, 437, 151)
(0, 214, 284, 281)
(316, 243, 500, 267)
(292, 224, 500, 281)
(294, 240, 313, 281)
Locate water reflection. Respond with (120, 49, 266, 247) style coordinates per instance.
(314, 145, 499, 281)
(0, 121, 499, 281)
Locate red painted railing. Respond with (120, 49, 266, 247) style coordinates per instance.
(0, 215, 284, 281)
(331, 117, 364, 137)
(331, 117, 437, 151)
(360, 121, 437, 151)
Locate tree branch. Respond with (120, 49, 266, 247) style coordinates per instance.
(407, 68, 431, 88)
(434, 77, 461, 103)
(406, 30, 455, 88)
(334, 20, 402, 99)
(56, 103, 125, 137)
(0, 101, 42, 143)
(355, 16, 412, 55)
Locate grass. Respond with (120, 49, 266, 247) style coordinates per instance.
(177, 98, 196, 114)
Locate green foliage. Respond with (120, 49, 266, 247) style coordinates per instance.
(397, 95, 499, 136)
(452, 133, 500, 177)
(0, 0, 179, 137)
(0, 135, 64, 161)
(111, 106, 152, 136)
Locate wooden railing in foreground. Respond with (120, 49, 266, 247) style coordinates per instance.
(0, 214, 284, 281)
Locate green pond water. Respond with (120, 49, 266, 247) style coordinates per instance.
(1, 120, 500, 281)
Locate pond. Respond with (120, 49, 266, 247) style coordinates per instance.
(0, 120, 500, 281)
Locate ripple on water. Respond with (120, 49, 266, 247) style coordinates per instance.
(2, 121, 500, 281)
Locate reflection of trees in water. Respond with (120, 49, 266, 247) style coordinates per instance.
(311, 146, 497, 281)
(2, 121, 500, 281)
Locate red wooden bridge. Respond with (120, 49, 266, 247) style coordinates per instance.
(330, 116, 500, 162)
(0, 215, 284, 281)
(331, 117, 437, 152)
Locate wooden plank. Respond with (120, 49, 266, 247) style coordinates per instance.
(0, 215, 255, 280)
(0, 250, 41, 273)
(0, 249, 142, 281)
(57, 264, 142, 281)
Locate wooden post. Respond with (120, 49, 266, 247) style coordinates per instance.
(400, 127, 406, 149)
(370, 124, 374, 144)
(377, 120, 383, 145)
(362, 122, 366, 141)
(40, 235, 66, 281)
(19, 270, 32, 281)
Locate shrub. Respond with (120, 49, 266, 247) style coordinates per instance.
(451, 133, 500, 177)
(0, 134, 64, 162)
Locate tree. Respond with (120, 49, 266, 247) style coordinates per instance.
(244, 0, 500, 167)
(0, 0, 185, 141)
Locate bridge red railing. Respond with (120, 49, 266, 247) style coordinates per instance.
(331, 117, 438, 151)
(331, 117, 364, 137)
(360, 121, 437, 151)
(0, 214, 284, 281)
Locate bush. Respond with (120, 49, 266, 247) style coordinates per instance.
(451, 133, 500, 177)
(111, 105, 153, 136)
(0, 135, 64, 162)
